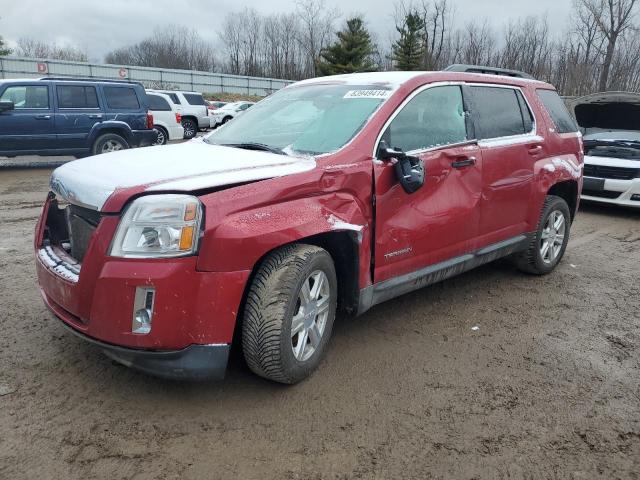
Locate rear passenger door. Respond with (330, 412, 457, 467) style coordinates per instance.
(373, 84, 483, 282)
(101, 85, 146, 130)
(469, 85, 540, 244)
(0, 83, 55, 153)
(54, 84, 103, 151)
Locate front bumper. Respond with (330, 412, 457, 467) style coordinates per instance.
(57, 316, 230, 380)
(130, 129, 158, 148)
(581, 176, 640, 208)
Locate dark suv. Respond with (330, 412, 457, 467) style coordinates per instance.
(0, 78, 156, 157)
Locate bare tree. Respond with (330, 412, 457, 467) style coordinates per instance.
(105, 26, 217, 72)
(577, 0, 639, 90)
(16, 38, 87, 61)
(295, 0, 340, 77)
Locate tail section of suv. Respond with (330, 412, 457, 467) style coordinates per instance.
(149, 90, 209, 139)
(35, 70, 583, 383)
(0, 78, 156, 157)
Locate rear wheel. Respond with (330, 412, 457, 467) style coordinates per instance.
(515, 195, 571, 275)
(182, 118, 197, 139)
(153, 126, 168, 145)
(242, 244, 337, 384)
(92, 133, 129, 155)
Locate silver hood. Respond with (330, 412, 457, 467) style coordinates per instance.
(50, 139, 316, 211)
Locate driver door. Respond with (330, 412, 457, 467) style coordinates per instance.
(373, 84, 483, 283)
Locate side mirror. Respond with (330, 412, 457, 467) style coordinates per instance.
(377, 141, 425, 194)
(377, 140, 407, 161)
(0, 100, 14, 112)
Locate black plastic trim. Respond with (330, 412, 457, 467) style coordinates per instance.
(58, 320, 230, 381)
(357, 234, 532, 315)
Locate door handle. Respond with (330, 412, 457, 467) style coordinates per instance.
(451, 156, 476, 168)
(88, 114, 103, 119)
(34, 114, 51, 120)
(528, 145, 543, 155)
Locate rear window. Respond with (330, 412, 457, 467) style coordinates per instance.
(537, 89, 578, 134)
(183, 93, 206, 106)
(147, 94, 171, 111)
(471, 86, 530, 139)
(57, 85, 99, 109)
(103, 86, 140, 110)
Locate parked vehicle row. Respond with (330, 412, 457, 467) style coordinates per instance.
(210, 101, 255, 128)
(36, 66, 583, 384)
(0, 77, 258, 157)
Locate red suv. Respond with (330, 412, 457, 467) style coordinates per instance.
(35, 67, 583, 383)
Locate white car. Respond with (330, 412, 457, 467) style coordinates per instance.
(210, 101, 255, 128)
(582, 131, 640, 207)
(146, 91, 185, 145)
(148, 90, 210, 139)
(565, 91, 640, 208)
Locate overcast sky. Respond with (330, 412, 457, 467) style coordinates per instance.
(2, 0, 573, 62)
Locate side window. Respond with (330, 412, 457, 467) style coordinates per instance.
(103, 86, 140, 110)
(381, 85, 468, 152)
(0, 85, 49, 109)
(516, 91, 534, 133)
(147, 94, 171, 111)
(183, 93, 206, 106)
(57, 85, 99, 109)
(471, 86, 528, 139)
(168, 93, 180, 104)
(537, 89, 578, 134)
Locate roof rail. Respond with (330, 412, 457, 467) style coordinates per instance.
(444, 64, 535, 80)
(39, 76, 143, 85)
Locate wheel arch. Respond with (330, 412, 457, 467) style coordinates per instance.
(548, 179, 579, 220)
(230, 230, 361, 353)
(88, 122, 132, 147)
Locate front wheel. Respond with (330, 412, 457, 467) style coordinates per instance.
(514, 195, 571, 275)
(242, 244, 337, 384)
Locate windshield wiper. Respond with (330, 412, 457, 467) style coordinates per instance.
(218, 142, 288, 156)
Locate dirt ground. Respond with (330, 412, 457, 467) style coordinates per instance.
(0, 167, 638, 480)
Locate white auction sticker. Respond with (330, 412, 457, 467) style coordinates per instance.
(343, 90, 391, 99)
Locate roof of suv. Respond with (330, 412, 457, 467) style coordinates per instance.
(0, 77, 144, 87)
(294, 71, 550, 90)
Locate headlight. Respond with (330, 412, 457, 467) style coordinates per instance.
(110, 194, 202, 258)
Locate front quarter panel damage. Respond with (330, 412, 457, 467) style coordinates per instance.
(195, 160, 374, 290)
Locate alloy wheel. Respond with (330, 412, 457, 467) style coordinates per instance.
(540, 210, 566, 264)
(101, 140, 123, 153)
(291, 270, 331, 362)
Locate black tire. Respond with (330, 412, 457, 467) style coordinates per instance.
(242, 244, 337, 384)
(153, 126, 168, 145)
(92, 133, 129, 155)
(514, 195, 571, 275)
(182, 118, 197, 139)
(222, 116, 232, 125)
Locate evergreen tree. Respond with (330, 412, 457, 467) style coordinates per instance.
(0, 36, 11, 56)
(391, 12, 426, 70)
(316, 17, 376, 75)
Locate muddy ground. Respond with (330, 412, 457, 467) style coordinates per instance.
(0, 167, 638, 479)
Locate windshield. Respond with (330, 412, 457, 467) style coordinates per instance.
(204, 84, 391, 155)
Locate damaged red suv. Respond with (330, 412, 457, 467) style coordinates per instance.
(36, 66, 583, 383)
